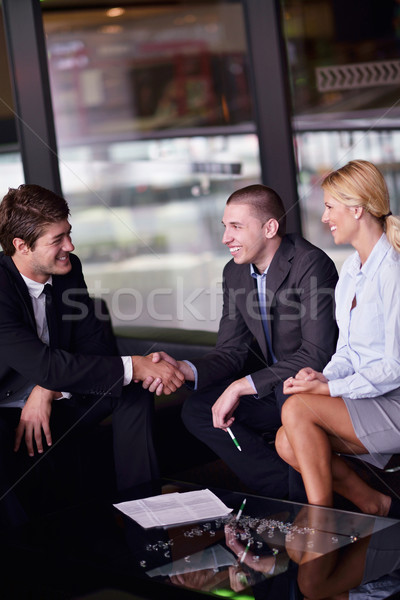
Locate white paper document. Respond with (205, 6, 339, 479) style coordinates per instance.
(113, 489, 233, 528)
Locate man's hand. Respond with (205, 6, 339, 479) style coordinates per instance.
(225, 524, 277, 589)
(14, 385, 56, 456)
(212, 378, 254, 430)
(131, 354, 185, 396)
(283, 377, 330, 396)
(151, 351, 194, 380)
(139, 351, 194, 396)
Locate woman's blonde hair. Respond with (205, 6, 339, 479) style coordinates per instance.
(322, 159, 400, 252)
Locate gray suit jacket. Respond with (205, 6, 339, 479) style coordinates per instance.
(192, 234, 338, 397)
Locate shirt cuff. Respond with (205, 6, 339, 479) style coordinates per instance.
(328, 378, 349, 398)
(245, 374, 258, 395)
(121, 356, 133, 385)
(183, 360, 198, 390)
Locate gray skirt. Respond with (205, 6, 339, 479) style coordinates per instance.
(343, 389, 400, 469)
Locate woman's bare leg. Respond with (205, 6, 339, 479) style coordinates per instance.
(277, 394, 392, 514)
(331, 454, 391, 515)
(276, 426, 391, 515)
(279, 394, 348, 506)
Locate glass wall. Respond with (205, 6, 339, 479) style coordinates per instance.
(42, 2, 261, 331)
(0, 5, 23, 197)
(282, 0, 400, 269)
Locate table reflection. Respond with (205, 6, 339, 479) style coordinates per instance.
(121, 491, 400, 600)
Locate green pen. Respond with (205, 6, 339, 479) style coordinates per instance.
(227, 427, 241, 451)
(236, 498, 247, 521)
(239, 539, 251, 564)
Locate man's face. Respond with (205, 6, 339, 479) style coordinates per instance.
(222, 203, 269, 271)
(17, 219, 75, 283)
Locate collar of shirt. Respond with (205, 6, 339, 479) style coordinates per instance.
(347, 233, 390, 281)
(20, 273, 53, 298)
(250, 263, 270, 279)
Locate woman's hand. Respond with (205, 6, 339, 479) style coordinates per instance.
(283, 377, 330, 396)
(293, 367, 328, 383)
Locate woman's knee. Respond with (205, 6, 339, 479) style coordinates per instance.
(281, 394, 307, 428)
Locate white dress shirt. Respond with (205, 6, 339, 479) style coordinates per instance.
(323, 234, 400, 399)
(21, 273, 53, 344)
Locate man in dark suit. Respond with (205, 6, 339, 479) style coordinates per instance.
(0, 184, 184, 527)
(150, 184, 338, 499)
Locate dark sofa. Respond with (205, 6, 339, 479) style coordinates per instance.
(114, 325, 219, 477)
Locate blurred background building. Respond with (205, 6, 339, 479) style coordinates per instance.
(1, 0, 399, 330)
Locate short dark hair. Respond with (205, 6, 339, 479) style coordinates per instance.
(0, 184, 70, 255)
(226, 184, 286, 236)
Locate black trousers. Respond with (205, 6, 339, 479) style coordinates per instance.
(0, 383, 159, 529)
(182, 382, 290, 499)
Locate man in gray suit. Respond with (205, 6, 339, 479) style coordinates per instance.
(151, 184, 338, 498)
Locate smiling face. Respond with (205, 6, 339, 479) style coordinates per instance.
(222, 203, 272, 272)
(13, 219, 75, 283)
(321, 192, 359, 246)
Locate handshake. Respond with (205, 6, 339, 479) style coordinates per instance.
(131, 351, 194, 396)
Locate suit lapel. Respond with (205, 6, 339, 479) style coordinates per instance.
(264, 236, 294, 345)
(52, 275, 71, 349)
(1, 254, 36, 330)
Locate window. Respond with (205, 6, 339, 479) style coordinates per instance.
(42, 2, 261, 331)
(0, 7, 23, 203)
(282, 0, 400, 268)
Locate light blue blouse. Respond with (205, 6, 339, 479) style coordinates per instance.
(323, 234, 400, 400)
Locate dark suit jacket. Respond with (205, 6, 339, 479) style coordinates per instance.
(0, 252, 124, 404)
(192, 234, 339, 398)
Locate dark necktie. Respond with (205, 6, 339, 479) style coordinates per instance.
(259, 276, 277, 364)
(43, 283, 59, 348)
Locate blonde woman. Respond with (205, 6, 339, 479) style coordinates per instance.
(275, 159, 400, 518)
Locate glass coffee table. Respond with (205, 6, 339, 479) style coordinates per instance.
(2, 479, 400, 599)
